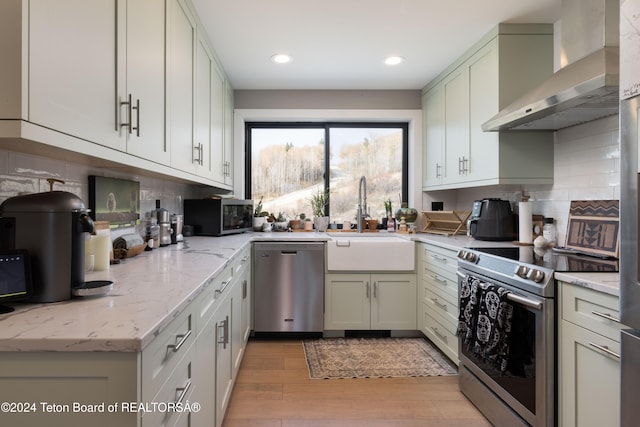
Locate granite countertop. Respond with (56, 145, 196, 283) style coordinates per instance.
(0, 230, 620, 353)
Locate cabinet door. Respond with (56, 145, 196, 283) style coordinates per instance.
(29, 0, 124, 150)
(467, 39, 499, 183)
(223, 81, 234, 186)
(324, 274, 370, 330)
(422, 86, 444, 188)
(194, 33, 213, 176)
(125, 0, 167, 164)
(560, 320, 621, 427)
(442, 66, 469, 185)
(215, 301, 233, 427)
(192, 314, 216, 427)
(167, 0, 196, 173)
(371, 274, 417, 330)
(209, 61, 226, 184)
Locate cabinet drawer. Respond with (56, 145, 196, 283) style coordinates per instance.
(422, 244, 458, 271)
(422, 264, 458, 301)
(142, 308, 194, 401)
(141, 341, 195, 427)
(424, 287, 458, 328)
(422, 303, 459, 365)
(561, 283, 622, 341)
(198, 265, 233, 327)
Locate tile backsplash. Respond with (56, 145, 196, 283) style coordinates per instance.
(422, 115, 620, 245)
(0, 147, 214, 239)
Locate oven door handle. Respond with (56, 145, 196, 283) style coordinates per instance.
(457, 271, 543, 311)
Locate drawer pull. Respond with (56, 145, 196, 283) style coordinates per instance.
(591, 310, 620, 323)
(373, 282, 378, 298)
(429, 254, 448, 264)
(588, 342, 620, 360)
(366, 282, 370, 299)
(175, 379, 192, 405)
(167, 329, 192, 353)
(431, 326, 448, 343)
(431, 298, 448, 311)
(430, 274, 448, 285)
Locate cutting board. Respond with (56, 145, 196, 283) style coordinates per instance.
(565, 200, 619, 258)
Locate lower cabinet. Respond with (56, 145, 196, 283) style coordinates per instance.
(0, 249, 251, 427)
(418, 242, 459, 365)
(558, 282, 623, 427)
(324, 273, 417, 330)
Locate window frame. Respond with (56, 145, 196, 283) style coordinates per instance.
(244, 121, 409, 215)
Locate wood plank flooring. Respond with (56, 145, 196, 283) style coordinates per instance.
(222, 339, 491, 427)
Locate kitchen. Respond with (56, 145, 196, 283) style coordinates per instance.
(0, 0, 632, 426)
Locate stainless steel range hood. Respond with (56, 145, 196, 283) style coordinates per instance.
(483, 0, 619, 131)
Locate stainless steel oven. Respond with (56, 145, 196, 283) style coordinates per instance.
(456, 247, 556, 427)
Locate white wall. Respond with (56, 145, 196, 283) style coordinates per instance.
(422, 115, 620, 244)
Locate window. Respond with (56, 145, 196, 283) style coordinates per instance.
(246, 122, 408, 224)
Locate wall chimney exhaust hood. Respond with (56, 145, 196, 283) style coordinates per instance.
(483, 0, 619, 132)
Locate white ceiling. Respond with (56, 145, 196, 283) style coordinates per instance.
(191, 0, 561, 90)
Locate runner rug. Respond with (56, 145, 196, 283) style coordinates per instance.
(302, 337, 457, 379)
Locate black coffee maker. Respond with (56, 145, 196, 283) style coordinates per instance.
(0, 191, 94, 302)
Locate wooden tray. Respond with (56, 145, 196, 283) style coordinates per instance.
(420, 210, 471, 236)
(564, 200, 619, 258)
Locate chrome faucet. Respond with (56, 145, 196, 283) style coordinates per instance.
(356, 176, 369, 233)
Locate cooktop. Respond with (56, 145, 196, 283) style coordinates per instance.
(469, 246, 619, 273)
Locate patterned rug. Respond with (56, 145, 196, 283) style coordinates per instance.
(303, 337, 458, 379)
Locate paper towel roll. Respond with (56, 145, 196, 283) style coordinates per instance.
(518, 201, 533, 244)
(91, 234, 111, 271)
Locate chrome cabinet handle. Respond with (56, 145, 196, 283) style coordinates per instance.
(242, 279, 247, 299)
(373, 282, 378, 298)
(120, 94, 132, 133)
(430, 274, 448, 285)
(591, 310, 620, 323)
(431, 327, 448, 343)
(217, 316, 229, 349)
(167, 329, 192, 353)
(175, 379, 192, 405)
(132, 98, 140, 136)
(588, 342, 620, 360)
(435, 163, 442, 178)
(431, 297, 448, 311)
(429, 254, 448, 263)
(193, 143, 204, 165)
(366, 282, 370, 299)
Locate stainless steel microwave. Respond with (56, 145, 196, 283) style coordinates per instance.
(184, 198, 253, 236)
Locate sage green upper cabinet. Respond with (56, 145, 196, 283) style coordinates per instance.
(29, 0, 166, 161)
(209, 60, 227, 185)
(422, 25, 555, 191)
(28, 0, 123, 150)
(120, 0, 167, 164)
(223, 81, 235, 187)
(168, 0, 197, 173)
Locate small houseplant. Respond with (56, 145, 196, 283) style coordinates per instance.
(309, 189, 330, 232)
(252, 196, 266, 231)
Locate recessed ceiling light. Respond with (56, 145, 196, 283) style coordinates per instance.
(271, 53, 292, 64)
(384, 56, 404, 66)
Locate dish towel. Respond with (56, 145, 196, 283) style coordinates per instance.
(457, 275, 514, 372)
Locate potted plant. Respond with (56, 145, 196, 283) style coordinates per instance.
(309, 188, 330, 232)
(252, 196, 266, 231)
(303, 217, 313, 231)
(289, 213, 304, 231)
(274, 212, 288, 231)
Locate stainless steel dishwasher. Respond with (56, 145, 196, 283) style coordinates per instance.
(253, 241, 324, 333)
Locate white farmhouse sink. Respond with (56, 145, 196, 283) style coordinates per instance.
(326, 234, 415, 271)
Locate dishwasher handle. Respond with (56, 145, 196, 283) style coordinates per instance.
(280, 250, 298, 255)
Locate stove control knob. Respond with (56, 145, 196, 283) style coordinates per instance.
(464, 252, 477, 263)
(527, 269, 545, 283)
(515, 265, 529, 278)
(456, 250, 466, 260)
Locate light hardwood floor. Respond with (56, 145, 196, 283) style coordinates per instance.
(222, 339, 491, 427)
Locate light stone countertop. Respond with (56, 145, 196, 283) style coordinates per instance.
(555, 272, 620, 296)
(0, 230, 620, 352)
